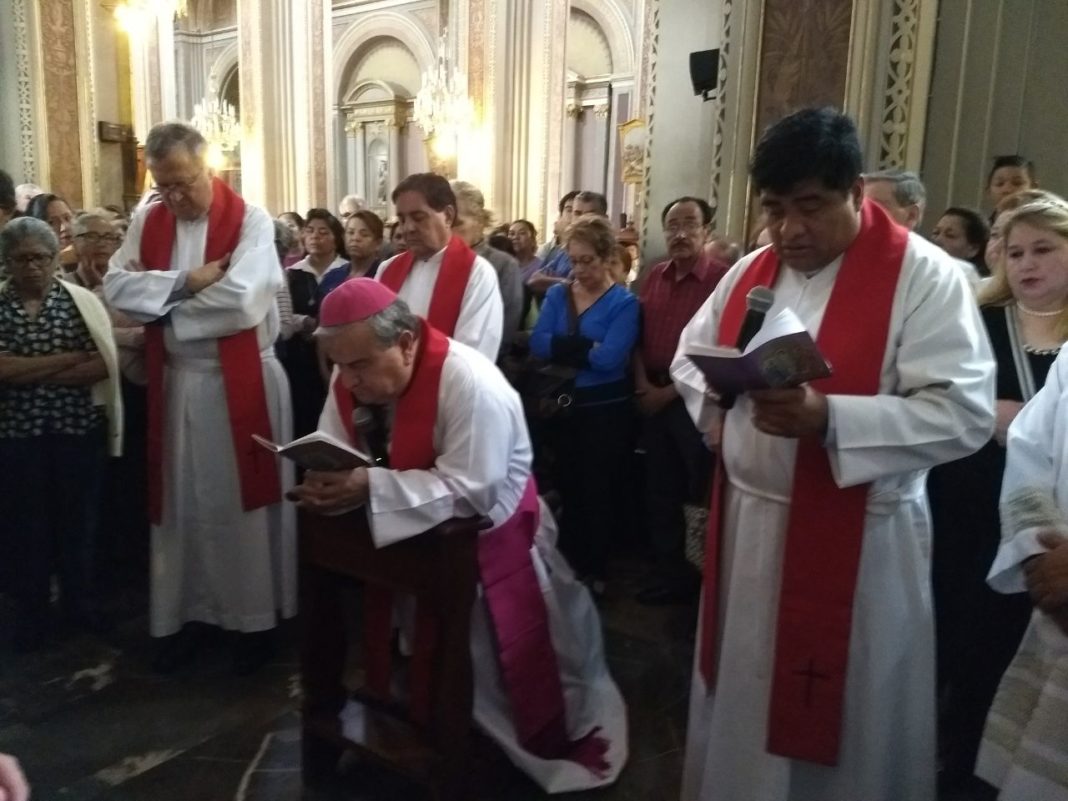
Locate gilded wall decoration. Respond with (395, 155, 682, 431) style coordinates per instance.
(754, 0, 853, 139)
(638, 0, 660, 244)
(710, 0, 732, 225)
(39, 0, 84, 207)
(877, 0, 921, 167)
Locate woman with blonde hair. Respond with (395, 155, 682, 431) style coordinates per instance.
(929, 196, 1068, 789)
(985, 190, 1065, 278)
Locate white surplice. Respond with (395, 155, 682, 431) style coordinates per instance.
(103, 202, 296, 637)
(317, 339, 628, 793)
(374, 247, 503, 360)
(976, 347, 1068, 801)
(670, 235, 996, 801)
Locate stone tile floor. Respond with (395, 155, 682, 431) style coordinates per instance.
(0, 560, 697, 801)
(0, 560, 1002, 801)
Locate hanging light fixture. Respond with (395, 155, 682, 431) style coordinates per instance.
(414, 29, 474, 152)
(191, 96, 240, 169)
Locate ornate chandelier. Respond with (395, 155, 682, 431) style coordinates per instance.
(191, 96, 240, 169)
(414, 29, 474, 141)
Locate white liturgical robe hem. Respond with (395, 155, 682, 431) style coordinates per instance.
(374, 247, 503, 360)
(976, 348, 1068, 800)
(102, 201, 295, 637)
(319, 340, 628, 792)
(669, 233, 996, 801)
(988, 348, 1068, 593)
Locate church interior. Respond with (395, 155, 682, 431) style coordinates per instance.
(3, 0, 1068, 799)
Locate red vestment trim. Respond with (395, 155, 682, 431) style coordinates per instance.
(140, 178, 281, 525)
(332, 323, 610, 772)
(702, 199, 908, 765)
(378, 235, 475, 336)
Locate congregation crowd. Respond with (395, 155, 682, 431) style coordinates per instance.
(2, 105, 1068, 801)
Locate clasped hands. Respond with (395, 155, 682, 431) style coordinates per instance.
(288, 467, 370, 513)
(1024, 531, 1068, 635)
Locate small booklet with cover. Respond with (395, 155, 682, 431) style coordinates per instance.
(686, 307, 832, 395)
(252, 431, 372, 472)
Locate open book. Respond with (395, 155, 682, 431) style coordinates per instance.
(252, 431, 372, 472)
(686, 307, 832, 395)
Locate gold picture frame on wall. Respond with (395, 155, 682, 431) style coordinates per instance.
(618, 118, 646, 185)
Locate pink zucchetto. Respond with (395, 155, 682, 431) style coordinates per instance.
(318, 278, 398, 328)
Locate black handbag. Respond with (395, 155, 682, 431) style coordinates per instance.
(519, 284, 581, 420)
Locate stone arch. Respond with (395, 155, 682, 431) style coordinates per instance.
(342, 79, 411, 107)
(333, 12, 435, 104)
(207, 41, 239, 96)
(570, 0, 636, 76)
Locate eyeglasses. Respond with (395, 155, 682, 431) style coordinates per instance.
(6, 253, 54, 269)
(664, 221, 705, 235)
(151, 169, 204, 197)
(76, 232, 122, 245)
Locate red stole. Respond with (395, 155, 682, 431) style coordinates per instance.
(331, 323, 610, 772)
(331, 320, 450, 721)
(701, 199, 908, 765)
(140, 178, 281, 524)
(378, 235, 475, 336)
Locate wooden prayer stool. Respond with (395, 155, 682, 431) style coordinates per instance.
(298, 507, 490, 800)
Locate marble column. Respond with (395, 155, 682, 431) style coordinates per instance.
(485, 0, 567, 232)
(388, 122, 401, 213)
(237, 0, 332, 212)
(0, 0, 42, 183)
(354, 122, 366, 200)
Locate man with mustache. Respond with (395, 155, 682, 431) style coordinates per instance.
(633, 196, 726, 605)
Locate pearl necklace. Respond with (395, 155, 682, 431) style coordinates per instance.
(1017, 302, 1065, 318)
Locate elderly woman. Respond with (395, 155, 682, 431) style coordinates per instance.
(68, 212, 148, 594)
(530, 215, 639, 593)
(928, 196, 1068, 789)
(67, 213, 145, 382)
(0, 218, 121, 650)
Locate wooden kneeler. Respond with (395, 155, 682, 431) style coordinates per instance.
(299, 508, 490, 800)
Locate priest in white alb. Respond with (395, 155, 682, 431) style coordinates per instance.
(291, 278, 627, 793)
(977, 338, 1068, 801)
(104, 122, 294, 675)
(373, 172, 503, 359)
(670, 108, 996, 801)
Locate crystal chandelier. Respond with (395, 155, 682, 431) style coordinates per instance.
(414, 29, 474, 140)
(191, 96, 241, 154)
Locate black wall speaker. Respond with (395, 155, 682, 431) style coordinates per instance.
(689, 49, 720, 101)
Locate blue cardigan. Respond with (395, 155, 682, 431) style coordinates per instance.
(529, 282, 639, 388)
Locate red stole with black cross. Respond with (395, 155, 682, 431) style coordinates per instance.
(700, 198, 908, 765)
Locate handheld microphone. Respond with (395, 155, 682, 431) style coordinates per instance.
(353, 406, 390, 468)
(719, 286, 775, 409)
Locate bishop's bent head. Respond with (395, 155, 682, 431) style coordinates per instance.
(317, 278, 421, 405)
